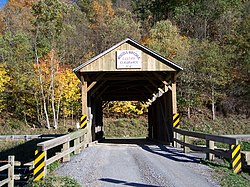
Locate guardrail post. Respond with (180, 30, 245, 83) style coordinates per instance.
(183, 135, 190, 153)
(62, 142, 70, 162)
(74, 138, 80, 154)
(230, 141, 242, 173)
(206, 140, 214, 161)
(8, 156, 14, 187)
(33, 148, 46, 181)
(173, 113, 180, 148)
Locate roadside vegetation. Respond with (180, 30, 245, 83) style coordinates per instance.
(25, 161, 81, 187)
(202, 159, 250, 187)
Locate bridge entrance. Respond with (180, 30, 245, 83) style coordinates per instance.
(73, 38, 182, 144)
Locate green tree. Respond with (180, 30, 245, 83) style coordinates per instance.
(147, 20, 189, 62)
(32, 0, 69, 129)
(192, 40, 231, 120)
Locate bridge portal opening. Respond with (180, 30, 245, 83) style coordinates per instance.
(102, 101, 148, 138)
(73, 38, 182, 144)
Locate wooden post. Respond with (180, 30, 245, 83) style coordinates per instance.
(62, 142, 70, 162)
(8, 156, 14, 187)
(81, 77, 89, 143)
(172, 73, 180, 147)
(183, 135, 191, 153)
(206, 140, 215, 161)
(74, 138, 80, 154)
(172, 73, 177, 115)
(44, 150, 47, 177)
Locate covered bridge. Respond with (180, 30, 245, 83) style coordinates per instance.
(73, 38, 183, 144)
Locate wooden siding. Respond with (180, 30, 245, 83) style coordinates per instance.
(79, 43, 176, 72)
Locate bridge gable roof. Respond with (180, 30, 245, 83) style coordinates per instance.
(73, 38, 183, 75)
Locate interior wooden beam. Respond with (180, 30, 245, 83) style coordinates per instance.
(89, 80, 107, 95)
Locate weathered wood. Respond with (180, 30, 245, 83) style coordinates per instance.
(68, 128, 87, 140)
(37, 135, 70, 151)
(206, 140, 215, 160)
(173, 138, 206, 152)
(0, 178, 10, 187)
(74, 138, 80, 154)
(79, 42, 177, 72)
(62, 142, 70, 162)
(82, 80, 88, 116)
(8, 156, 14, 187)
(171, 73, 177, 114)
(206, 134, 237, 145)
(222, 135, 250, 141)
(183, 135, 191, 153)
(87, 81, 97, 92)
(0, 164, 11, 172)
(173, 128, 207, 139)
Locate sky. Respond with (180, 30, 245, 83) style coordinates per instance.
(0, 0, 7, 8)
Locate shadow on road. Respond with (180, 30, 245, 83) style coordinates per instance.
(140, 144, 200, 163)
(99, 138, 153, 145)
(99, 138, 201, 163)
(99, 178, 160, 187)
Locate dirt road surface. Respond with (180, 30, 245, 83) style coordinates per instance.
(56, 139, 220, 187)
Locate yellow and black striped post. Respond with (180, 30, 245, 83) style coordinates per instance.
(173, 113, 180, 128)
(80, 114, 87, 129)
(230, 144, 242, 173)
(33, 150, 45, 181)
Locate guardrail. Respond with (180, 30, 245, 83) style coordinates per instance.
(33, 128, 87, 181)
(173, 128, 250, 173)
(0, 134, 64, 141)
(0, 156, 14, 187)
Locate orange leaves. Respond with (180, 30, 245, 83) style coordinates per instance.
(90, 0, 115, 27)
(34, 50, 80, 118)
(34, 50, 59, 83)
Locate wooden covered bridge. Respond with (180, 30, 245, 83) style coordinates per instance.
(73, 38, 183, 144)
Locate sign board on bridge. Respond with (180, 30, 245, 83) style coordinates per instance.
(116, 50, 142, 69)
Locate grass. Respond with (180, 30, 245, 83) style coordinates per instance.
(0, 117, 78, 135)
(24, 176, 81, 187)
(201, 159, 250, 187)
(103, 116, 148, 138)
(181, 112, 250, 135)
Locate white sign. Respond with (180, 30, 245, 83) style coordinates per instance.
(116, 50, 142, 69)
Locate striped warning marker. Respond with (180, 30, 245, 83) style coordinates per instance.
(173, 113, 180, 128)
(231, 144, 242, 173)
(80, 114, 87, 129)
(33, 150, 45, 181)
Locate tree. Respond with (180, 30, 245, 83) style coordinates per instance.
(147, 20, 189, 62)
(0, 64, 10, 113)
(192, 40, 231, 120)
(32, 0, 69, 129)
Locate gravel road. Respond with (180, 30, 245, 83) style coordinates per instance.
(56, 139, 220, 187)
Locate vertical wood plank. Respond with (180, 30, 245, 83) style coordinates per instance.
(81, 78, 88, 116)
(172, 73, 177, 114)
(8, 156, 14, 187)
(74, 138, 80, 154)
(206, 140, 215, 161)
(62, 142, 70, 162)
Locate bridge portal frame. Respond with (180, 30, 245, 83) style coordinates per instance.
(74, 38, 182, 144)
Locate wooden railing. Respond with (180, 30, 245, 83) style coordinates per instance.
(0, 156, 14, 187)
(35, 128, 87, 179)
(173, 128, 250, 173)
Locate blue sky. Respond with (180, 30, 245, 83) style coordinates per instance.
(0, 0, 7, 8)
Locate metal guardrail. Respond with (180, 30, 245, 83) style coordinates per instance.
(173, 128, 250, 173)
